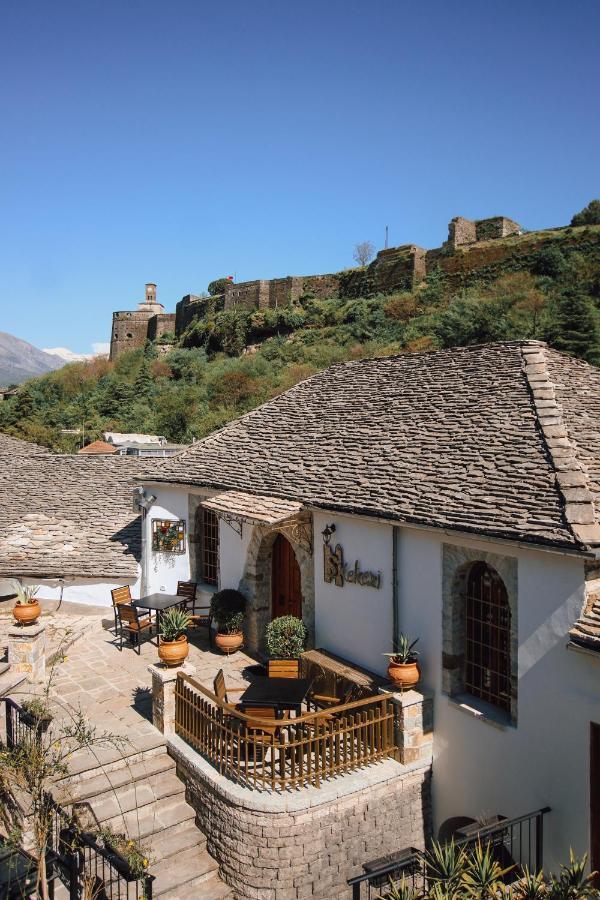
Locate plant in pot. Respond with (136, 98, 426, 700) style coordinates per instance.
(98, 826, 151, 879)
(12, 583, 41, 626)
(383, 634, 420, 689)
(210, 589, 246, 654)
(265, 615, 307, 678)
(158, 607, 191, 667)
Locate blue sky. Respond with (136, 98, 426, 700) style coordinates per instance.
(1, 0, 598, 354)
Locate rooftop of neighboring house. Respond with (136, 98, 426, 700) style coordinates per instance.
(77, 439, 118, 455)
(104, 432, 166, 446)
(150, 341, 600, 554)
(0, 432, 157, 579)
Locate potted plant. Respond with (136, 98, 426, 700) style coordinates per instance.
(98, 826, 151, 879)
(12, 583, 41, 626)
(158, 607, 191, 667)
(20, 696, 53, 734)
(210, 589, 246, 654)
(383, 634, 420, 689)
(265, 615, 307, 677)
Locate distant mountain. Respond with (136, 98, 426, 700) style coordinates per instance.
(0, 332, 65, 386)
(43, 347, 92, 363)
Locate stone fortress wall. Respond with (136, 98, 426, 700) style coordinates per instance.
(110, 214, 599, 359)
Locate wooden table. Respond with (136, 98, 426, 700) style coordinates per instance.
(238, 677, 312, 716)
(133, 593, 183, 639)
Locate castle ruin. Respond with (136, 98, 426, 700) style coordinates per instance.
(109, 215, 525, 359)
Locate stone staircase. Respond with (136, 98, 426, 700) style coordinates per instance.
(56, 731, 232, 900)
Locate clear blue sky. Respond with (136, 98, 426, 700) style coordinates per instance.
(1, 0, 598, 354)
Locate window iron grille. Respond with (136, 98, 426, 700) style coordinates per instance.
(465, 562, 511, 714)
(201, 507, 219, 586)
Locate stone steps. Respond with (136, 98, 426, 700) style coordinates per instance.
(57, 735, 230, 898)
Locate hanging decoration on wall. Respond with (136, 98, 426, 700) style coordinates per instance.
(322, 524, 381, 589)
(151, 519, 186, 553)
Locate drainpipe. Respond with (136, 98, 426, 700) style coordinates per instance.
(392, 526, 400, 652)
(140, 506, 148, 597)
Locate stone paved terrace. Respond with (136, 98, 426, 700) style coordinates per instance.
(5, 601, 254, 735)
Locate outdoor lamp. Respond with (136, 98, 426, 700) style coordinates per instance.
(321, 523, 336, 545)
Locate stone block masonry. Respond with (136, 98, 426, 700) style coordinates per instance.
(8, 622, 46, 682)
(168, 734, 431, 900)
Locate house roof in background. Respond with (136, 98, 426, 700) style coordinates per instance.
(78, 439, 118, 455)
(0, 432, 155, 579)
(150, 341, 600, 553)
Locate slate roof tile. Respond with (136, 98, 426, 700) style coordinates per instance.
(150, 341, 600, 553)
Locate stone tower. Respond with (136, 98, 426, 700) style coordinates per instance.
(110, 283, 167, 360)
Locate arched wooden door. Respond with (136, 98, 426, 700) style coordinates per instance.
(271, 534, 302, 619)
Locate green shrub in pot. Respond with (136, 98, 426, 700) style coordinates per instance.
(265, 615, 307, 660)
(210, 589, 246, 654)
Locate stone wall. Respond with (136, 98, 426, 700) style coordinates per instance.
(110, 310, 155, 360)
(168, 735, 431, 900)
(147, 313, 176, 341)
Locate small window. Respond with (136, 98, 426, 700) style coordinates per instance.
(200, 507, 219, 586)
(464, 562, 511, 714)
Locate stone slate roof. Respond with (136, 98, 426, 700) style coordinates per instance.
(0, 433, 154, 579)
(203, 491, 303, 526)
(151, 341, 600, 553)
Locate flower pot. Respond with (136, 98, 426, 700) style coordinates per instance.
(214, 631, 244, 655)
(267, 658, 300, 678)
(387, 659, 420, 690)
(13, 600, 41, 626)
(158, 634, 189, 667)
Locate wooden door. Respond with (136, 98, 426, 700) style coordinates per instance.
(271, 534, 302, 619)
(592, 723, 600, 883)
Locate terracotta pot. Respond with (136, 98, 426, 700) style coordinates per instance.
(387, 659, 420, 689)
(158, 634, 189, 667)
(13, 600, 41, 626)
(214, 631, 244, 655)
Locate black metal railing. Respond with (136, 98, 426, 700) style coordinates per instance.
(348, 806, 551, 899)
(1, 698, 154, 900)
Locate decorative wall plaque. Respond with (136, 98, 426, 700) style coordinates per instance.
(323, 542, 381, 589)
(151, 519, 186, 553)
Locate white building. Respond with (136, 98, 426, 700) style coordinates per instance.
(139, 340, 600, 873)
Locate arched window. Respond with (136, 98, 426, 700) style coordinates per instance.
(465, 562, 511, 713)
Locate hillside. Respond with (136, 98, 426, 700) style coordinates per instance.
(2, 220, 600, 451)
(0, 332, 64, 386)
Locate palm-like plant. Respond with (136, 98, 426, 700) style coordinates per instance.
(461, 840, 514, 897)
(423, 840, 469, 895)
(159, 608, 191, 642)
(510, 866, 548, 899)
(547, 851, 600, 899)
(382, 874, 416, 900)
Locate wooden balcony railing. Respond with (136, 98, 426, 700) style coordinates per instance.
(174, 673, 396, 791)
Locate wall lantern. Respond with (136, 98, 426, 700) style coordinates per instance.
(321, 523, 336, 546)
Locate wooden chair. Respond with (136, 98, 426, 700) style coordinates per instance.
(186, 584, 213, 648)
(111, 586, 132, 633)
(213, 669, 246, 709)
(267, 659, 300, 679)
(243, 706, 289, 744)
(176, 581, 197, 611)
(115, 604, 154, 655)
(308, 682, 359, 717)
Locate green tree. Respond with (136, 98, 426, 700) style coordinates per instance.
(546, 287, 600, 363)
(208, 277, 232, 296)
(571, 199, 600, 227)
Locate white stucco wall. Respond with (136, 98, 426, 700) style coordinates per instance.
(144, 485, 192, 594)
(13, 574, 141, 607)
(397, 525, 599, 870)
(312, 511, 394, 677)
(218, 517, 253, 591)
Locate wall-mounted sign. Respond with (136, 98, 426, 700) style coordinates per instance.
(323, 542, 381, 589)
(151, 519, 186, 554)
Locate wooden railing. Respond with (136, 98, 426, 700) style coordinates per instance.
(174, 673, 396, 791)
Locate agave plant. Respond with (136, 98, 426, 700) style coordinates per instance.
(383, 634, 420, 664)
(461, 840, 514, 898)
(510, 866, 548, 899)
(159, 608, 191, 643)
(381, 874, 417, 900)
(423, 840, 469, 895)
(547, 851, 600, 899)
(13, 582, 39, 605)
